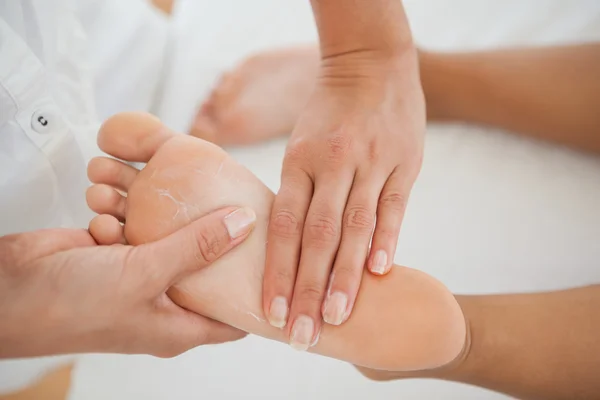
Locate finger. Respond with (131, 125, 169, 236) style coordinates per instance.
(368, 167, 412, 275)
(87, 156, 139, 192)
(89, 214, 126, 245)
(153, 303, 247, 357)
(86, 184, 127, 221)
(354, 365, 402, 381)
(288, 171, 353, 350)
(136, 206, 256, 286)
(323, 173, 383, 325)
(263, 167, 313, 329)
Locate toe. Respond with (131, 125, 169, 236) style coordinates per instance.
(213, 71, 239, 99)
(98, 112, 174, 162)
(88, 157, 138, 192)
(86, 184, 127, 221)
(89, 214, 126, 245)
(190, 109, 219, 143)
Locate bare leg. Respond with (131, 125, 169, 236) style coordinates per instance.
(194, 44, 600, 153)
(87, 112, 466, 371)
(420, 43, 600, 153)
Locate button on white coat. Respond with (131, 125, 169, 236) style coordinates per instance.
(31, 109, 54, 134)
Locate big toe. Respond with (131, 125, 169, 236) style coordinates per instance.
(98, 112, 175, 162)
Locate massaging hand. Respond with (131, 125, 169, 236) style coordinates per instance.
(0, 207, 255, 359)
(264, 51, 425, 348)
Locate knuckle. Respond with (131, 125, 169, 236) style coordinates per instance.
(376, 226, 399, 242)
(334, 263, 362, 281)
(397, 153, 423, 181)
(305, 213, 339, 245)
(195, 228, 224, 264)
(379, 190, 408, 212)
(325, 133, 352, 164)
(368, 141, 379, 162)
(343, 206, 375, 233)
(271, 209, 302, 239)
(285, 139, 310, 166)
(413, 152, 424, 174)
(270, 268, 295, 286)
(295, 281, 325, 304)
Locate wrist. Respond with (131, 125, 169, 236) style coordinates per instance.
(311, 0, 415, 66)
(316, 46, 420, 97)
(0, 262, 93, 358)
(0, 302, 85, 359)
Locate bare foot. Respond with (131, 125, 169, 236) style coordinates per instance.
(87, 112, 466, 371)
(191, 47, 319, 145)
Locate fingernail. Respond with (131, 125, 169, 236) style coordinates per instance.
(370, 250, 388, 275)
(290, 315, 314, 351)
(268, 296, 288, 328)
(323, 292, 348, 326)
(311, 326, 322, 348)
(224, 207, 256, 239)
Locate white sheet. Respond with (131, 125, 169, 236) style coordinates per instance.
(70, 1, 600, 399)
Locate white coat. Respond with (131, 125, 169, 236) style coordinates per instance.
(0, 0, 171, 392)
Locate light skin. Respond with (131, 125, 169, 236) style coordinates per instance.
(154, 0, 600, 355)
(259, 0, 424, 351)
(88, 113, 600, 399)
(1, 0, 422, 363)
(358, 286, 600, 400)
(0, 206, 255, 359)
(86, 112, 466, 371)
(154, 0, 426, 347)
(194, 43, 600, 154)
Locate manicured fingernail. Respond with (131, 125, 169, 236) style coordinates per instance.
(268, 296, 288, 328)
(290, 315, 314, 351)
(323, 292, 348, 326)
(224, 207, 256, 239)
(370, 250, 388, 275)
(311, 326, 322, 347)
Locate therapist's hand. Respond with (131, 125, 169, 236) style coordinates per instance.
(263, 50, 425, 349)
(0, 207, 255, 359)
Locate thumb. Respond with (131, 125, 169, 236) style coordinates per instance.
(140, 206, 256, 285)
